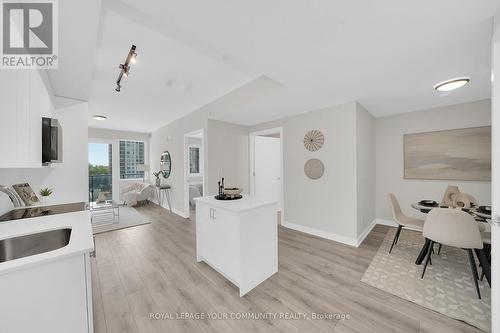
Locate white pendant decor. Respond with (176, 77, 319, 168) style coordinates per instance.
(304, 130, 325, 151)
(304, 159, 324, 180)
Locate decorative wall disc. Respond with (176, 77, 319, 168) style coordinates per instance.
(304, 159, 324, 180)
(304, 130, 325, 151)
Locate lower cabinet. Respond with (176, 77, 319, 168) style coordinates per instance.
(0, 253, 94, 333)
(196, 199, 278, 296)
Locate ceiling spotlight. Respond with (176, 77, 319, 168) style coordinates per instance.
(115, 44, 137, 92)
(93, 115, 107, 121)
(434, 77, 470, 92)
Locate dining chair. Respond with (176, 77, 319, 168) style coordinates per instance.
(421, 208, 484, 299)
(480, 232, 491, 281)
(387, 193, 425, 253)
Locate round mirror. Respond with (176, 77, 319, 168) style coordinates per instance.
(160, 151, 171, 178)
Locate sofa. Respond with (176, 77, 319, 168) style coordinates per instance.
(121, 182, 153, 206)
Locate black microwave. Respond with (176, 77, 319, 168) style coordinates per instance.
(42, 117, 62, 164)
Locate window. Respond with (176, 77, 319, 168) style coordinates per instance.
(88, 143, 112, 202)
(119, 140, 145, 179)
(189, 145, 201, 176)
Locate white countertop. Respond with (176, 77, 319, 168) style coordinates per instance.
(0, 210, 94, 275)
(195, 195, 278, 213)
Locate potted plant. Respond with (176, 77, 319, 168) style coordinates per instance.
(39, 187, 53, 206)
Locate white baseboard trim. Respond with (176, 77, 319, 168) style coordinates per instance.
(356, 219, 377, 247)
(375, 218, 422, 232)
(149, 199, 189, 219)
(282, 218, 402, 248)
(374, 218, 398, 227)
(282, 221, 358, 247)
(172, 208, 190, 219)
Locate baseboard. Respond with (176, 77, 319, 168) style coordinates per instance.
(374, 218, 398, 227)
(172, 208, 190, 219)
(149, 199, 189, 219)
(281, 221, 358, 247)
(356, 219, 377, 247)
(281, 218, 401, 248)
(374, 218, 421, 231)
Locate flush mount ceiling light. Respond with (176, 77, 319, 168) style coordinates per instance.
(433, 77, 470, 92)
(115, 44, 137, 92)
(93, 115, 107, 121)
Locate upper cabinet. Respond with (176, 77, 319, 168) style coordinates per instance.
(0, 70, 54, 168)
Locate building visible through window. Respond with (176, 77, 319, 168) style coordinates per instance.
(120, 140, 145, 179)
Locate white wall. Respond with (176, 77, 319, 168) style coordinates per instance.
(88, 128, 150, 142)
(88, 128, 150, 202)
(149, 108, 209, 216)
(251, 102, 359, 243)
(356, 103, 376, 238)
(0, 99, 89, 214)
(375, 99, 492, 221)
(206, 120, 250, 195)
(149, 109, 251, 217)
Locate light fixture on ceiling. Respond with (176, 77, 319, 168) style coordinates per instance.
(433, 77, 470, 92)
(93, 115, 107, 121)
(115, 44, 137, 92)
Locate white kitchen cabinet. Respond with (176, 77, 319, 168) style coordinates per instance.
(0, 253, 94, 333)
(0, 70, 54, 168)
(0, 210, 95, 333)
(195, 196, 278, 296)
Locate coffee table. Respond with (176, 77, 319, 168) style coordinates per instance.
(89, 200, 120, 225)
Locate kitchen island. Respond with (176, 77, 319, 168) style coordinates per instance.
(195, 195, 278, 296)
(0, 203, 94, 333)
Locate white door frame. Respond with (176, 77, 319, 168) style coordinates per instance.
(249, 127, 284, 221)
(491, 11, 500, 332)
(184, 129, 205, 218)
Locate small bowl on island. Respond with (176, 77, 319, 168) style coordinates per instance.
(224, 188, 242, 198)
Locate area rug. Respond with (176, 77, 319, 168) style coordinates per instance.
(361, 228, 490, 332)
(92, 206, 151, 234)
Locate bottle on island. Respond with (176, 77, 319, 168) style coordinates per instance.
(217, 178, 225, 198)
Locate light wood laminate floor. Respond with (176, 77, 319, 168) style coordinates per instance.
(91, 204, 482, 333)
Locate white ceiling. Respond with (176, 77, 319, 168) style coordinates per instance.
(85, 0, 255, 132)
(49, 0, 499, 131)
(47, 0, 101, 101)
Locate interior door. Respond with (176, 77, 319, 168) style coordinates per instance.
(254, 136, 281, 207)
(491, 14, 500, 333)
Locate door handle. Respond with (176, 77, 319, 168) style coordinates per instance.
(212, 209, 216, 220)
(491, 214, 500, 226)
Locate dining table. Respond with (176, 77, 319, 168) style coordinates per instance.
(411, 201, 492, 286)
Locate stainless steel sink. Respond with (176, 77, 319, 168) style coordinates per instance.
(0, 228, 71, 263)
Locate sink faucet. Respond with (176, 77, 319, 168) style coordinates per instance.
(0, 186, 23, 208)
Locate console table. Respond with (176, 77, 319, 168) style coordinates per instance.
(155, 184, 172, 212)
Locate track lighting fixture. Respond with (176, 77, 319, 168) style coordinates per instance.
(115, 44, 137, 92)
